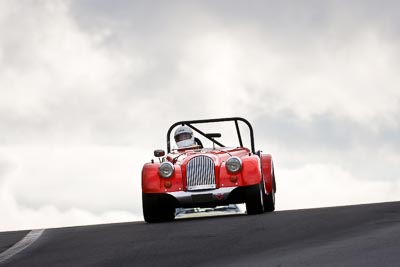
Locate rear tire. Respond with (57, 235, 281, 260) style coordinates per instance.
(263, 188, 275, 212)
(142, 193, 175, 223)
(263, 172, 276, 212)
(245, 182, 264, 215)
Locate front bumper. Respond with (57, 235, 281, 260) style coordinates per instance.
(167, 187, 237, 208)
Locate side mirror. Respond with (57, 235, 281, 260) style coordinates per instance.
(154, 149, 165, 157)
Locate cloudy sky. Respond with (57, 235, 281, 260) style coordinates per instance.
(1, 0, 400, 231)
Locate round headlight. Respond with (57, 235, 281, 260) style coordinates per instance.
(158, 162, 174, 178)
(226, 157, 242, 173)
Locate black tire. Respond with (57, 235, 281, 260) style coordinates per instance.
(263, 168, 276, 212)
(263, 185, 275, 212)
(142, 193, 176, 223)
(142, 193, 161, 223)
(263, 164, 276, 212)
(245, 182, 264, 215)
(160, 205, 176, 222)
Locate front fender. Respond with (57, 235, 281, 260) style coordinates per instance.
(142, 163, 183, 193)
(219, 155, 262, 187)
(142, 163, 160, 193)
(241, 156, 263, 186)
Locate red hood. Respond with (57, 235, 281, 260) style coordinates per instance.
(167, 147, 251, 165)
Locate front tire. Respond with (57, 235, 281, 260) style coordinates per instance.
(142, 193, 175, 223)
(245, 182, 264, 215)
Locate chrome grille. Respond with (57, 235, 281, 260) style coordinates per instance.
(186, 156, 216, 191)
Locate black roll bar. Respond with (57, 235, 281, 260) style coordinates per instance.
(166, 117, 255, 153)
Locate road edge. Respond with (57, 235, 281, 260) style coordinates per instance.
(0, 229, 45, 264)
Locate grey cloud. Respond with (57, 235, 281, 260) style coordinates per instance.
(70, 0, 400, 42)
(253, 111, 400, 153)
(2, 0, 400, 151)
(3, 0, 400, 148)
(252, 111, 400, 182)
(253, 111, 355, 151)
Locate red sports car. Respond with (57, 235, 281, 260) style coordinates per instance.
(141, 117, 276, 223)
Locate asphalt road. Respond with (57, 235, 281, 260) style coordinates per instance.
(0, 231, 29, 255)
(2, 201, 400, 266)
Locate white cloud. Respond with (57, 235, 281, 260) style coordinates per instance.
(277, 163, 400, 210)
(171, 31, 249, 117)
(0, 0, 147, 144)
(1, 189, 141, 232)
(3, 146, 144, 210)
(228, 30, 400, 126)
(0, 145, 144, 231)
(155, 19, 400, 127)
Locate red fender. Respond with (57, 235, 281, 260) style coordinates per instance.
(240, 156, 263, 186)
(142, 163, 183, 193)
(260, 154, 274, 194)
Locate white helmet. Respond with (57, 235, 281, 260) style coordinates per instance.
(174, 125, 195, 148)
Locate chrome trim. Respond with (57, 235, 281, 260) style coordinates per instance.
(168, 187, 237, 207)
(186, 156, 216, 190)
(226, 156, 242, 173)
(158, 161, 174, 178)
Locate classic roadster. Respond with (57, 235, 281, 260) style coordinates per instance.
(141, 117, 276, 223)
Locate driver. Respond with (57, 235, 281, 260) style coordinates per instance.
(174, 125, 196, 148)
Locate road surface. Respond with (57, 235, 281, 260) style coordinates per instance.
(1, 201, 400, 266)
